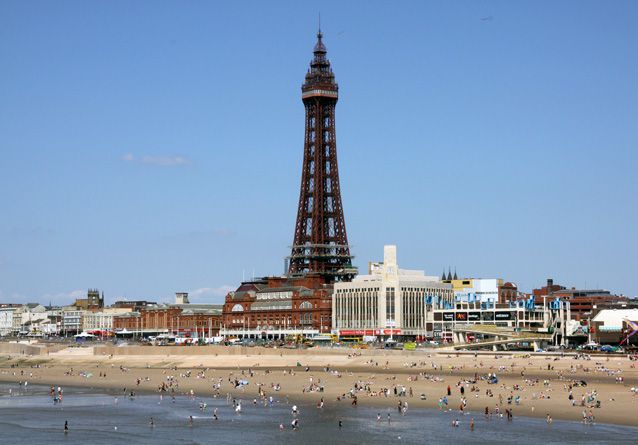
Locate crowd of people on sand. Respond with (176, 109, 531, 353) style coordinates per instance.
(2, 350, 637, 435)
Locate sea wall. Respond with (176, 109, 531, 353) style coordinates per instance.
(93, 345, 411, 357)
(0, 342, 47, 356)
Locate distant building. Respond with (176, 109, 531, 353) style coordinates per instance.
(44, 307, 63, 336)
(221, 275, 333, 338)
(175, 292, 190, 305)
(112, 300, 158, 311)
(533, 279, 628, 321)
(61, 308, 86, 336)
(73, 289, 104, 311)
(12, 304, 47, 335)
(0, 306, 18, 336)
(498, 282, 520, 304)
(441, 274, 514, 304)
(591, 309, 638, 345)
(113, 303, 222, 338)
(333, 246, 570, 347)
(83, 308, 132, 332)
(532, 278, 566, 300)
(333, 245, 453, 339)
(554, 289, 628, 321)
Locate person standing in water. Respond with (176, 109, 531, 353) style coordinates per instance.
(64, 421, 68, 434)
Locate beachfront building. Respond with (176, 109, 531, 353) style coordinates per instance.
(591, 308, 638, 345)
(82, 308, 132, 333)
(220, 276, 333, 339)
(333, 246, 571, 348)
(61, 308, 86, 336)
(112, 296, 223, 338)
(11, 304, 48, 335)
(442, 276, 501, 303)
(333, 245, 454, 340)
(0, 306, 18, 336)
(43, 307, 63, 337)
(428, 295, 570, 348)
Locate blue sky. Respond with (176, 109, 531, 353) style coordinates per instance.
(1, 1, 637, 305)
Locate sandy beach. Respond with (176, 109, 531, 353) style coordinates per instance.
(1, 345, 637, 427)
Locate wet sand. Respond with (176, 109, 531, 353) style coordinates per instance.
(1, 348, 637, 426)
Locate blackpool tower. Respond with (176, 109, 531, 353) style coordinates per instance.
(288, 29, 356, 283)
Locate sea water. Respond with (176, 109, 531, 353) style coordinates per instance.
(0, 383, 635, 444)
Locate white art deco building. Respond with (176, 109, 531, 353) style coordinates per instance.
(332, 245, 454, 338)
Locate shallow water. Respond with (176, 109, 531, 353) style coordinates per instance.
(0, 383, 635, 444)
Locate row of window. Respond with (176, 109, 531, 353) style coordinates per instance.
(335, 288, 380, 293)
(231, 301, 315, 312)
(229, 313, 323, 326)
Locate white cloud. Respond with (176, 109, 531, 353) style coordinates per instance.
(0, 289, 85, 306)
(40, 289, 86, 306)
(141, 155, 189, 166)
(187, 285, 234, 302)
(121, 153, 190, 166)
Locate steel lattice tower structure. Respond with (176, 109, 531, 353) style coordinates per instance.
(288, 29, 356, 282)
